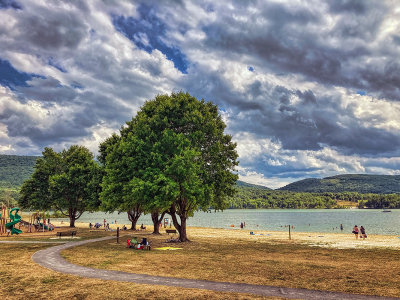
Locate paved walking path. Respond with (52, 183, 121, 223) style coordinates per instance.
(0, 240, 65, 244)
(28, 237, 397, 299)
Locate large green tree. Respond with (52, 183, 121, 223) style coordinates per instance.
(20, 145, 100, 227)
(101, 92, 238, 241)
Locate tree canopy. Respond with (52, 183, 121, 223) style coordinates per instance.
(100, 92, 239, 241)
(19, 145, 100, 227)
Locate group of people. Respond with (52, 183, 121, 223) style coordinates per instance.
(352, 225, 367, 239)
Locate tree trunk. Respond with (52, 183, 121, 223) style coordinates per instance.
(177, 215, 187, 242)
(151, 211, 166, 234)
(127, 205, 142, 230)
(69, 208, 76, 227)
(169, 204, 189, 242)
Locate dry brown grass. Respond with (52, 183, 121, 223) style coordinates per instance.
(2, 224, 400, 299)
(0, 227, 271, 300)
(62, 226, 400, 298)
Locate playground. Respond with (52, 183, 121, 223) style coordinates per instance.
(1, 204, 57, 237)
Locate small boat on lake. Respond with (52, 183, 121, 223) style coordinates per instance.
(383, 208, 392, 212)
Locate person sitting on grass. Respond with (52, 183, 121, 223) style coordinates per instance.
(140, 224, 146, 230)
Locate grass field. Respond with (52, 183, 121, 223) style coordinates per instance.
(1, 225, 400, 299)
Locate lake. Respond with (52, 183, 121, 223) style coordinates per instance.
(55, 209, 400, 236)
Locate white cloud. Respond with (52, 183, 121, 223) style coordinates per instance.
(0, 0, 400, 188)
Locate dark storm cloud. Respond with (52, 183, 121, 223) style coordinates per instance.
(17, 10, 88, 50)
(200, 0, 399, 101)
(16, 77, 78, 104)
(0, 0, 21, 10)
(328, 0, 367, 14)
(0, 106, 88, 145)
(183, 66, 400, 156)
(1, 0, 400, 185)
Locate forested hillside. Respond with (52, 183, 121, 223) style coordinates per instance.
(228, 186, 400, 209)
(278, 174, 400, 194)
(0, 155, 39, 188)
(236, 180, 270, 189)
(0, 155, 39, 206)
(1, 155, 400, 209)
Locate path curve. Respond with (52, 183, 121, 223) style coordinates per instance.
(31, 237, 398, 300)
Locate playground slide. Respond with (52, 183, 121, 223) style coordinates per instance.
(5, 207, 22, 235)
(39, 223, 50, 230)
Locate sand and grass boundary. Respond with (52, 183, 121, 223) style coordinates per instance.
(1, 222, 400, 299)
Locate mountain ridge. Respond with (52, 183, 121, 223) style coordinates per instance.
(278, 174, 400, 194)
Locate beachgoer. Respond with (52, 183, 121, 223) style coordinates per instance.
(340, 224, 343, 231)
(240, 222, 243, 229)
(89, 222, 92, 229)
(140, 224, 146, 230)
(360, 226, 366, 240)
(352, 225, 359, 239)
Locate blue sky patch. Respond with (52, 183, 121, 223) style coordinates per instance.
(71, 81, 84, 89)
(357, 90, 366, 96)
(48, 57, 67, 73)
(0, 58, 34, 89)
(0, 0, 21, 10)
(248, 66, 255, 72)
(112, 4, 188, 73)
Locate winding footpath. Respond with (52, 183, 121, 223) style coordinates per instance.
(2, 237, 393, 299)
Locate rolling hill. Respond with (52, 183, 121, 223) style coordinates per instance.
(278, 174, 400, 194)
(0, 154, 39, 188)
(236, 180, 271, 189)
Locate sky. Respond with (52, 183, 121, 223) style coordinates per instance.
(1, 0, 400, 189)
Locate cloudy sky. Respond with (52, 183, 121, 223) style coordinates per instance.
(1, 0, 400, 188)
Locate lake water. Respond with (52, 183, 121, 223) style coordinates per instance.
(55, 209, 400, 236)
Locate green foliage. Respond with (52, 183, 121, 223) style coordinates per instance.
(0, 188, 19, 207)
(100, 92, 239, 241)
(19, 146, 101, 226)
(228, 187, 337, 209)
(279, 174, 400, 194)
(229, 187, 400, 209)
(0, 155, 38, 188)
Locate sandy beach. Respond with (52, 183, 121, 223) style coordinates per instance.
(40, 220, 400, 250)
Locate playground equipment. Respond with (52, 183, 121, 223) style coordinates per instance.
(30, 211, 53, 232)
(5, 207, 22, 235)
(1, 205, 54, 235)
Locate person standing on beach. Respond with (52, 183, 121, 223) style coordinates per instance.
(352, 225, 359, 239)
(360, 226, 366, 240)
(340, 224, 343, 231)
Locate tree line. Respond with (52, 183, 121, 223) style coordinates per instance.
(228, 187, 400, 209)
(14, 93, 400, 242)
(0, 155, 38, 188)
(19, 92, 238, 242)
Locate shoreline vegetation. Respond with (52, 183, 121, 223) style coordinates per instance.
(1, 223, 400, 298)
(2, 155, 400, 211)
